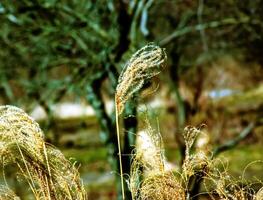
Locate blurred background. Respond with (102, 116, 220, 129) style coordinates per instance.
(0, 0, 263, 199)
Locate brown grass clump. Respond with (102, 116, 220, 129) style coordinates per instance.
(130, 119, 185, 200)
(140, 172, 185, 200)
(201, 157, 258, 200)
(182, 126, 210, 182)
(0, 105, 86, 199)
(133, 121, 262, 200)
(133, 122, 262, 200)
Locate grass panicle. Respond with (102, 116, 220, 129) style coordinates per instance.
(0, 105, 87, 200)
(136, 125, 165, 174)
(116, 43, 167, 115)
(115, 44, 167, 200)
(140, 172, 185, 200)
(206, 171, 253, 200)
(130, 119, 185, 200)
(182, 126, 210, 181)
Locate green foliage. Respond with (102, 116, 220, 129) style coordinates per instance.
(1, 0, 263, 106)
(0, 0, 118, 106)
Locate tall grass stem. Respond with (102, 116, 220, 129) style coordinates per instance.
(115, 97, 125, 200)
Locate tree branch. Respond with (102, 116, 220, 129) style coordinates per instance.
(212, 122, 255, 158)
(160, 17, 259, 46)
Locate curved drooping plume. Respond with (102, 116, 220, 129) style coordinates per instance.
(115, 44, 166, 200)
(0, 105, 86, 200)
(115, 43, 167, 115)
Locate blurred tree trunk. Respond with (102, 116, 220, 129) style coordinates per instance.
(168, 45, 186, 164)
(85, 2, 138, 199)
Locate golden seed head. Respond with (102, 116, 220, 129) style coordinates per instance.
(140, 172, 185, 200)
(116, 43, 166, 114)
(0, 105, 86, 199)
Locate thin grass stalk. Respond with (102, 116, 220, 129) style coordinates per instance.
(115, 98, 125, 200)
(15, 140, 38, 197)
(16, 162, 39, 199)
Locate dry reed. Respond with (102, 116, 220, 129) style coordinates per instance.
(130, 119, 185, 200)
(0, 105, 86, 199)
(140, 172, 185, 200)
(116, 43, 167, 115)
(132, 121, 261, 200)
(182, 127, 212, 184)
(115, 43, 166, 200)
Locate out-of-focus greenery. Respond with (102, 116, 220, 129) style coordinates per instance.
(0, 0, 263, 107)
(0, 0, 118, 107)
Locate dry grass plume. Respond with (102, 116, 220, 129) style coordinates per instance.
(0, 105, 87, 200)
(130, 119, 185, 200)
(115, 43, 167, 200)
(116, 43, 167, 115)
